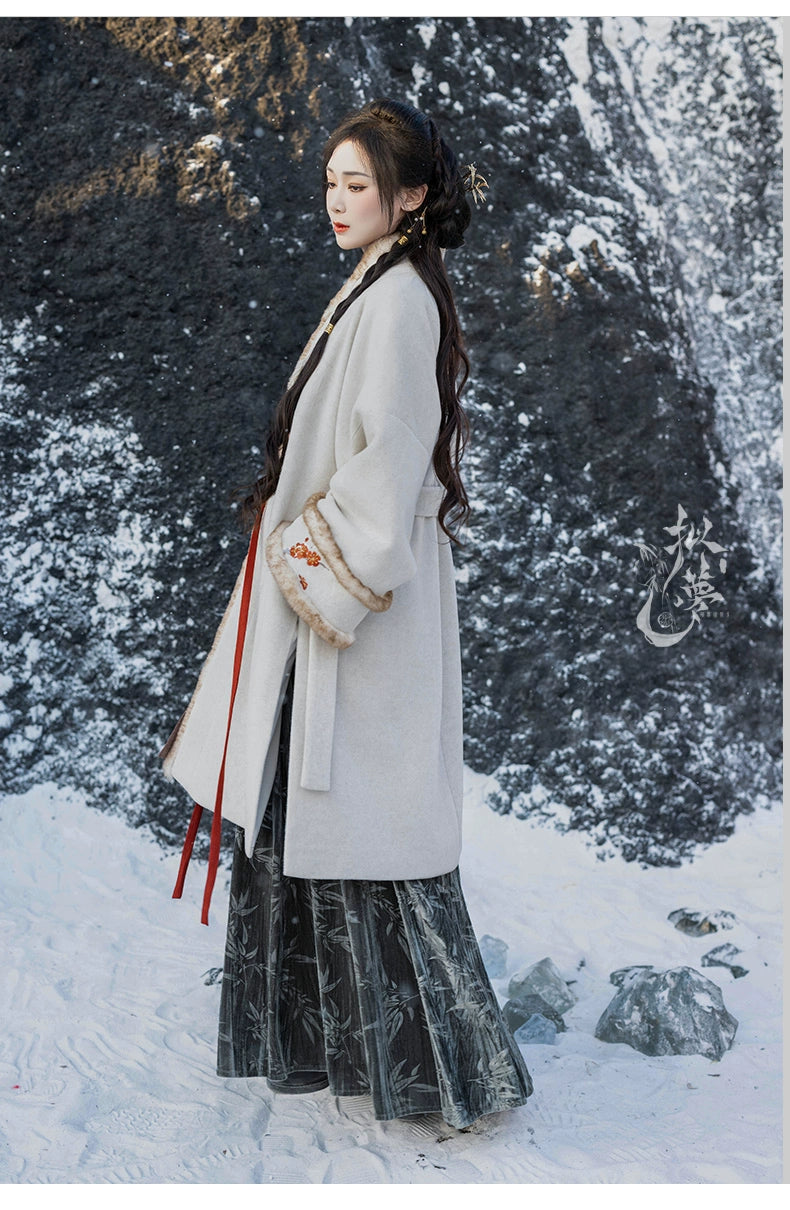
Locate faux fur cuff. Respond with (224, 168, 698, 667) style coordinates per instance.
(265, 523, 356, 650)
(303, 492, 393, 613)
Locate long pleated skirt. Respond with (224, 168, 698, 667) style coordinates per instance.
(216, 677, 534, 1129)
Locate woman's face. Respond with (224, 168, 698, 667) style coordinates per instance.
(325, 140, 406, 251)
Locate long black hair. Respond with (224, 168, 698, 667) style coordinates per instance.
(241, 98, 473, 541)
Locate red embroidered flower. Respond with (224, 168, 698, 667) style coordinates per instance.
(289, 537, 322, 567)
(298, 575, 308, 590)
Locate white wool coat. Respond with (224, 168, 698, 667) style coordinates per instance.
(162, 234, 464, 879)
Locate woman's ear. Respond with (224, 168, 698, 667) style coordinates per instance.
(398, 183, 428, 213)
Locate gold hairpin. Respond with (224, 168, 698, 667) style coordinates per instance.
(463, 163, 489, 206)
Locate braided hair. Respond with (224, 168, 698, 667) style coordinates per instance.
(241, 98, 473, 541)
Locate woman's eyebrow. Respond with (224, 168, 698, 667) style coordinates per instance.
(326, 169, 373, 179)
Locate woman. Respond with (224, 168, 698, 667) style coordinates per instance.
(161, 98, 533, 1129)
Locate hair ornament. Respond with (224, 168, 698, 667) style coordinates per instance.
(462, 163, 489, 207)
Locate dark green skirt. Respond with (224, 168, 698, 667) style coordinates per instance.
(217, 678, 533, 1129)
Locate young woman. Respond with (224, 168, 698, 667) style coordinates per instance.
(162, 98, 533, 1130)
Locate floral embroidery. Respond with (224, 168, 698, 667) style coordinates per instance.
(289, 538, 321, 567)
(298, 575, 308, 591)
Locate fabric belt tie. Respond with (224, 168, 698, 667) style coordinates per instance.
(299, 483, 444, 793)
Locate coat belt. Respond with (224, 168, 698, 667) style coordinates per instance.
(300, 627, 338, 791)
(299, 482, 443, 793)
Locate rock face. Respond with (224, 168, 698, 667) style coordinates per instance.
(0, 17, 781, 864)
(507, 956, 577, 1014)
(668, 908, 736, 936)
(478, 934, 509, 980)
(594, 965, 738, 1059)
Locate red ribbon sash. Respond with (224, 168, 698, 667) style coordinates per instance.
(171, 507, 263, 925)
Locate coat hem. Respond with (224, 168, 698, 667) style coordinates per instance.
(160, 556, 247, 778)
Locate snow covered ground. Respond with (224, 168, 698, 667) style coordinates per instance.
(0, 771, 782, 1184)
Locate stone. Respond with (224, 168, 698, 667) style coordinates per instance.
(503, 993, 567, 1035)
(701, 943, 748, 979)
(609, 964, 656, 988)
(478, 934, 508, 979)
(667, 908, 736, 936)
(514, 1013, 557, 1045)
(507, 956, 577, 1013)
(595, 965, 738, 1059)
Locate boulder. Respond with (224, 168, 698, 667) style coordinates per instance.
(514, 1013, 557, 1045)
(595, 965, 738, 1059)
(668, 908, 736, 936)
(701, 943, 748, 979)
(503, 993, 567, 1035)
(507, 956, 577, 1013)
(609, 964, 655, 988)
(479, 934, 508, 979)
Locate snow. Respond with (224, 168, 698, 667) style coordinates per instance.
(416, 21, 437, 51)
(0, 772, 781, 1184)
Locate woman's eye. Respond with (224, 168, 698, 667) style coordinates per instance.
(325, 180, 335, 189)
(349, 185, 365, 192)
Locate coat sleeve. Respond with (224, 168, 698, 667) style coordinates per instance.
(265, 273, 442, 649)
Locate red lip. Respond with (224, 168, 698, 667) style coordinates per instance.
(333, 222, 349, 232)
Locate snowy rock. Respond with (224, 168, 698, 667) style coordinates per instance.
(595, 965, 738, 1059)
(479, 933, 508, 978)
(503, 993, 567, 1036)
(609, 964, 656, 988)
(507, 956, 577, 1014)
(514, 1013, 558, 1045)
(668, 908, 737, 936)
(701, 943, 748, 980)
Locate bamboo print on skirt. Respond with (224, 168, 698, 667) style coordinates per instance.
(217, 677, 534, 1129)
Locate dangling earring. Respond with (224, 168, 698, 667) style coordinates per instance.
(411, 208, 427, 235)
(398, 213, 416, 246)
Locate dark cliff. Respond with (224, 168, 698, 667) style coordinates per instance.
(0, 16, 781, 865)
